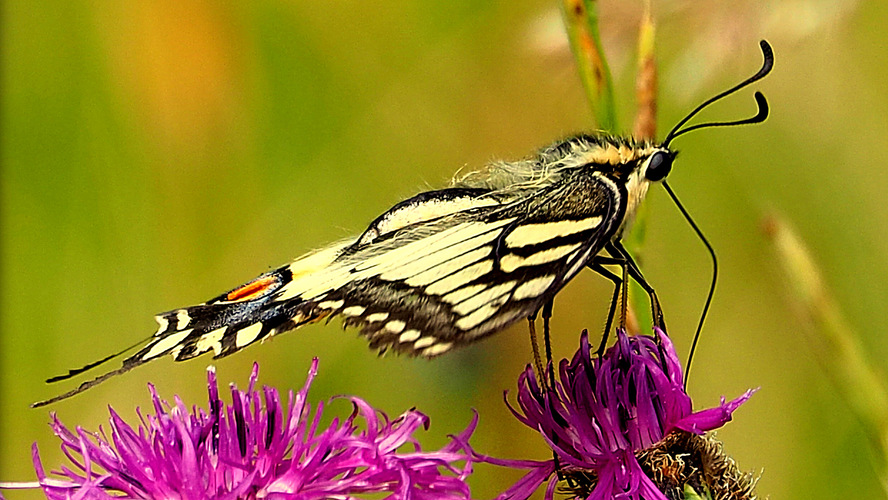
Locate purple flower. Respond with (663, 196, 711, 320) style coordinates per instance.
(473, 328, 755, 500)
(29, 360, 476, 500)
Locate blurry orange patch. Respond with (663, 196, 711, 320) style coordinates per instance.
(95, 1, 247, 153)
(227, 276, 279, 302)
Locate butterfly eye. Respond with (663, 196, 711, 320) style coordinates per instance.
(645, 151, 673, 182)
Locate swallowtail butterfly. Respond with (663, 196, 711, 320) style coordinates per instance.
(35, 41, 773, 407)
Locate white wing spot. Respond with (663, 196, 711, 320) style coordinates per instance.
(500, 243, 582, 273)
(342, 306, 366, 317)
(505, 217, 602, 248)
(317, 299, 344, 310)
(365, 312, 389, 323)
(176, 309, 191, 329)
(423, 342, 453, 356)
(413, 337, 436, 349)
(195, 326, 226, 356)
(384, 320, 406, 334)
(513, 275, 556, 300)
(399, 329, 421, 343)
(142, 329, 194, 361)
(154, 315, 169, 335)
(235, 323, 264, 348)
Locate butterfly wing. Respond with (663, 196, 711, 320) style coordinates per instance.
(35, 168, 621, 406)
(144, 166, 620, 360)
(320, 174, 621, 356)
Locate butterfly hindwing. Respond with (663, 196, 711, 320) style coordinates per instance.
(126, 267, 308, 365)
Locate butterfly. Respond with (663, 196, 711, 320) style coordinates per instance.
(34, 40, 773, 407)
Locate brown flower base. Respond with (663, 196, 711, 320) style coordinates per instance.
(559, 431, 760, 500)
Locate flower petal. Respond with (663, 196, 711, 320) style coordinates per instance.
(673, 389, 757, 434)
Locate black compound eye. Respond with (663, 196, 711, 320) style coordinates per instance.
(645, 151, 673, 182)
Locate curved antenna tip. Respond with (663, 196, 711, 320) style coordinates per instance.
(758, 40, 775, 75)
(663, 40, 774, 144)
(753, 91, 770, 122)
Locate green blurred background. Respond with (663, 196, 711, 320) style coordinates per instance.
(3, 0, 886, 498)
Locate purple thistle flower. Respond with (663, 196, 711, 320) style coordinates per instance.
(29, 360, 476, 500)
(472, 328, 755, 500)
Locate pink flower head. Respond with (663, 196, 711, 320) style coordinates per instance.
(479, 328, 755, 500)
(31, 360, 476, 500)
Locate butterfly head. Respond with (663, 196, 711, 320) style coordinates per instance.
(641, 148, 675, 183)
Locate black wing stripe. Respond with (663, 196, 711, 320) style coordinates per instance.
(397, 244, 492, 288)
(499, 243, 583, 273)
(356, 187, 497, 246)
(364, 218, 515, 277)
(449, 280, 517, 315)
(274, 218, 516, 304)
(502, 217, 603, 248)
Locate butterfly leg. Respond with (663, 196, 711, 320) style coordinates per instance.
(605, 241, 667, 331)
(536, 298, 564, 479)
(588, 256, 627, 356)
(527, 298, 556, 390)
(540, 298, 556, 389)
(526, 311, 547, 388)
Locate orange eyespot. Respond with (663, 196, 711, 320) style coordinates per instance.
(227, 276, 279, 302)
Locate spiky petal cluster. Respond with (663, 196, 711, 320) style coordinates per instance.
(479, 328, 755, 500)
(31, 360, 476, 500)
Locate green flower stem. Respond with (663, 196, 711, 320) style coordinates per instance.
(625, 8, 658, 335)
(764, 214, 888, 495)
(633, 7, 657, 140)
(560, 0, 617, 132)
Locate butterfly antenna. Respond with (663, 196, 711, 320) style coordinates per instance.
(663, 40, 773, 146)
(661, 181, 716, 388)
(657, 40, 774, 385)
